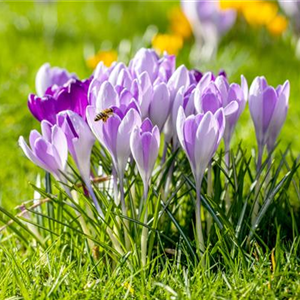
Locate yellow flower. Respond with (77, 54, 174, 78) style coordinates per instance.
(219, 0, 244, 12)
(123, 282, 134, 295)
(152, 34, 183, 55)
(86, 50, 117, 69)
(168, 6, 192, 40)
(267, 15, 288, 36)
(242, 1, 278, 27)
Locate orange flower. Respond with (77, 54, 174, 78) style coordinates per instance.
(152, 34, 183, 55)
(168, 6, 192, 40)
(86, 50, 117, 69)
(267, 15, 288, 36)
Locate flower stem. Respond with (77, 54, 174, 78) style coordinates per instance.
(163, 159, 175, 201)
(251, 176, 261, 226)
(206, 165, 213, 235)
(256, 145, 264, 173)
(119, 175, 130, 251)
(252, 145, 264, 224)
(160, 142, 168, 166)
(195, 179, 205, 260)
(224, 143, 231, 213)
(112, 166, 119, 205)
(87, 184, 104, 218)
(141, 183, 149, 267)
(265, 154, 272, 189)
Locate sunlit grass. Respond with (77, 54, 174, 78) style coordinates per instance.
(1, 2, 300, 299)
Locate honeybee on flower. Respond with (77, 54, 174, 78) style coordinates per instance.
(94, 108, 115, 122)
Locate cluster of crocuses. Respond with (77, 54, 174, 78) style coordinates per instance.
(19, 48, 290, 254)
(181, 0, 289, 62)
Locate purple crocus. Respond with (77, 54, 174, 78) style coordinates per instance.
(18, 121, 68, 181)
(181, 1, 236, 60)
(89, 59, 172, 132)
(168, 84, 196, 149)
(194, 73, 248, 154)
(86, 102, 141, 182)
(176, 106, 225, 253)
(130, 118, 160, 193)
(89, 62, 126, 106)
(35, 63, 77, 97)
(164, 65, 192, 144)
(148, 82, 171, 131)
(87, 101, 141, 244)
(129, 48, 176, 84)
(189, 69, 227, 85)
(249, 77, 290, 170)
(56, 110, 103, 215)
(278, 0, 300, 33)
(129, 48, 160, 83)
(28, 78, 90, 124)
(156, 52, 176, 84)
(130, 118, 160, 266)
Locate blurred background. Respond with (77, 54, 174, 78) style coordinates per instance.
(0, 1, 300, 208)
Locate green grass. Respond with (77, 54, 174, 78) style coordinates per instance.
(1, 238, 300, 299)
(1, 2, 300, 299)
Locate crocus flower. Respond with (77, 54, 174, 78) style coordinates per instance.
(164, 65, 192, 144)
(56, 110, 95, 186)
(169, 84, 196, 149)
(35, 63, 77, 97)
(148, 82, 171, 131)
(90, 58, 171, 131)
(176, 106, 225, 253)
(129, 48, 160, 83)
(194, 73, 248, 152)
(177, 106, 225, 185)
(168, 64, 191, 100)
(18, 121, 68, 181)
(181, 0, 236, 60)
(56, 110, 103, 215)
(279, 0, 300, 32)
(28, 79, 90, 124)
(88, 62, 127, 107)
(157, 52, 176, 83)
(130, 118, 160, 192)
(249, 76, 290, 169)
(86, 102, 141, 181)
(129, 48, 176, 84)
(130, 118, 160, 266)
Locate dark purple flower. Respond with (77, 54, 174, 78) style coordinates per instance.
(28, 79, 91, 124)
(35, 63, 77, 97)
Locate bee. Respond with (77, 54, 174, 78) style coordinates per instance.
(94, 108, 114, 122)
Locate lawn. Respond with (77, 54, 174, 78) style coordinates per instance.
(1, 1, 300, 299)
